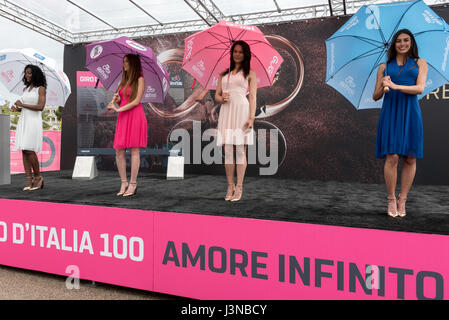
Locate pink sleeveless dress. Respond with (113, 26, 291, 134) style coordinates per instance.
(113, 84, 147, 149)
(216, 70, 254, 146)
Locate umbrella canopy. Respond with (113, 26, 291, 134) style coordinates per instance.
(0, 48, 71, 106)
(85, 36, 170, 104)
(326, 0, 449, 109)
(182, 20, 284, 90)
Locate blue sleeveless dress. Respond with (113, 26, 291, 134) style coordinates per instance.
(375, 57, 423, 159)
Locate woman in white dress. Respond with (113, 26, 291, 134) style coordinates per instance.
(11, 65, 47, 190)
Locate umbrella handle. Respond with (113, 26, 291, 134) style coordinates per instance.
(383, 62, 389, 93)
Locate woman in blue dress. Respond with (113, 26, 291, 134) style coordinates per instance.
(373, 29, 428, 218)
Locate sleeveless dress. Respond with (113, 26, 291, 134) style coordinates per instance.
(376, 57, 423, 159)
(216, 70, 254, 146)
(14, 86, 43, 153)
(113, 84, 147, 149)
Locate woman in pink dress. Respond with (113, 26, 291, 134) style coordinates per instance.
(215, 41, 257, 202)
(107, 54, 147, 196)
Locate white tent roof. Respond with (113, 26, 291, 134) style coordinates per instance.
(1, 0, 448, 44)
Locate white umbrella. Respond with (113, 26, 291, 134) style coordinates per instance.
(0, 48, 71, 106)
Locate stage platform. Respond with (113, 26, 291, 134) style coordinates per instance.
(1, 170, 449, 235)
(2, 170, 449, 300)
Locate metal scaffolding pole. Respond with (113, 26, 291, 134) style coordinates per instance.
(0, 0, 73, 44)
(183, 0, 225, 26)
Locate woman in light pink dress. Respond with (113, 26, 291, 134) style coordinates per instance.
(215, 41, 257, 202)
(107, 54, 147, 197)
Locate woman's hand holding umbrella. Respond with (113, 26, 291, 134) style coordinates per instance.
(107, 93, 121, 113)
(11, 100, 22, 112)
(382, 76, 394, 92)
(113, 93, 120, 104)
(107, 100, 119, 113)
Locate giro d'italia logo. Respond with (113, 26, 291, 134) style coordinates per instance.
(90, 45, 103, 59)
(126, 40, 147, 51)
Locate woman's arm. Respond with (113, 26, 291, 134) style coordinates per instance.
(16, 87, 46, 111)
(373, 64, 386, 101)
(385, 58, 428, 95)
(109, 77, 145, 112)
(243, 70, 257, 130)
(214, 75, 226, 104)
(248, 70, 257, 120)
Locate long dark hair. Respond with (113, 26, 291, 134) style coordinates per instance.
(117, 54, 142, 101)
(220, 40, 251, 78)
(387, 29, 419, 64)
(22, 64, 47, 89)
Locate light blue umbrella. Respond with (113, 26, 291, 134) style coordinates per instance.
(326, 0, 449, 109)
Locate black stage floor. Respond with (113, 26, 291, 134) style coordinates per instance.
(1, 170, 449, 236)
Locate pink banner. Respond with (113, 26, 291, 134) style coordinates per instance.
(154, 212, 449, 300)
(76, 71, 104, 87)
(0, 198, 448, 299)
(0, 199, 154, 291)
(10, 131, 61, 173)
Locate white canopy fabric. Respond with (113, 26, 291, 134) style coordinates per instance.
(3, 0, 447, 44)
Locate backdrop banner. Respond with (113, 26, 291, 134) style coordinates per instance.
(62, 5, 449, 184)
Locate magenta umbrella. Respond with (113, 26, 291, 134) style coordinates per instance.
(182, 20, 283, 90)
(85, 36, 170, 103)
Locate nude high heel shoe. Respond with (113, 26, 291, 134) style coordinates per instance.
(225, 184, 235, 201)
(30, 176, 44, 190)
(23, 176, 33, 191)
(397, 194, 407, 218)
(230, 184, 243, 202)
(117, 181, 129, 196)
(123, 182, 138, 197)
(387, 196, 398, 218)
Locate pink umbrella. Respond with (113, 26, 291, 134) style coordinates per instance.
(182, 20, 283, 90)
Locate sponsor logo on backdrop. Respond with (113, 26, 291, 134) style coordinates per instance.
(1, 70, 14, 83)
(267, 56, 279, 76)
(170, 74, 184, 88)
(0, 54, 6, 61)
(423, 9, 443, 25)
(365, 5, 380, 30)
(90, 45, 103, 59)
(192, 60, 205, 78)
(126, 40, 147, 51)
(33, 53, 46, 61)
(185, 38, 194, 60)
(442, 36, 449, 72)
(340, 15, 359, 32)
(79, 75, 98, 83)
(145, 85, 157, 99)
(425, 78, 433, 88)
